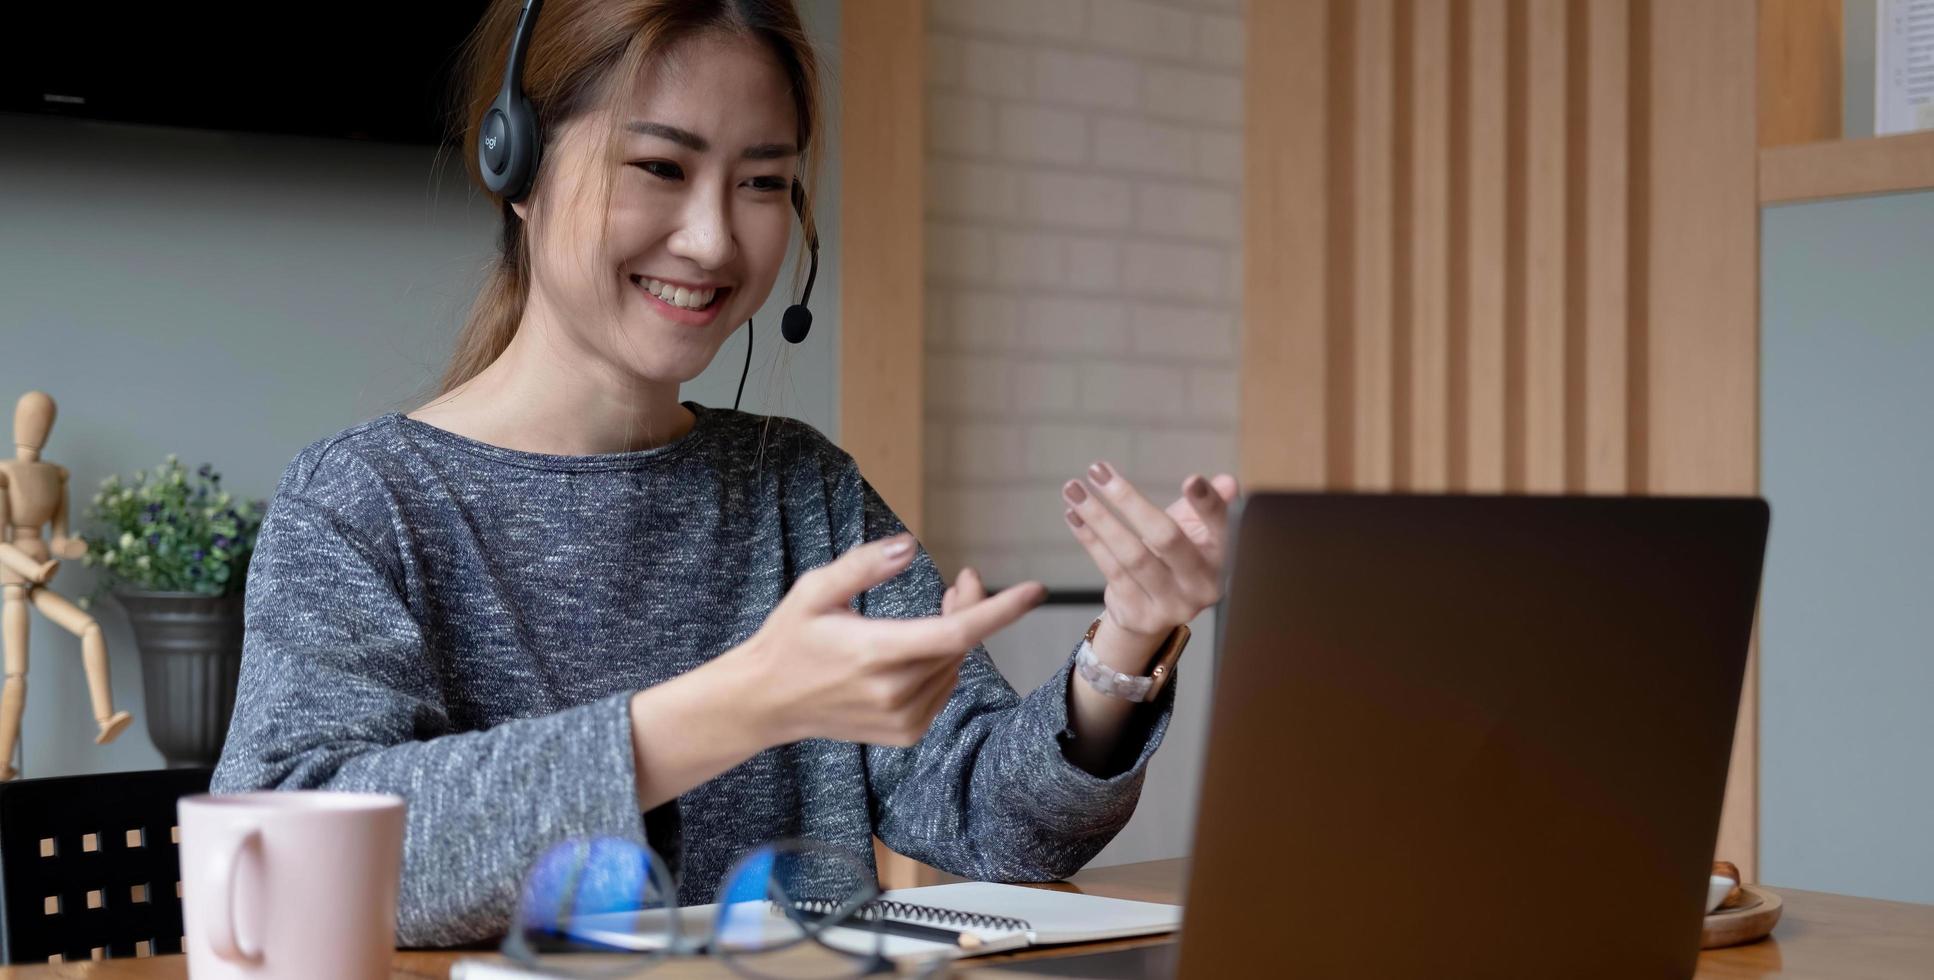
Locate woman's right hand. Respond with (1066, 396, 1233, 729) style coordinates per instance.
(737, 532, 1046, 748)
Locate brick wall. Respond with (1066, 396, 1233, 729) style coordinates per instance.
(923, 0, 1243, 591)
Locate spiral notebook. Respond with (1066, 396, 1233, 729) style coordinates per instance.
(562, 880, 1181, 961)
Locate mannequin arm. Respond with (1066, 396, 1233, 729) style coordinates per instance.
(49, 470, 85, 560)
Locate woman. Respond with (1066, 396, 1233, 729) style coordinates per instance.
(211, 0, 1239, 947)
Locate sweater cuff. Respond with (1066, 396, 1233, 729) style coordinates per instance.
(1001, 646, 1179, 834)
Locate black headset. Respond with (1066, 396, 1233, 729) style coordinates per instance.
(477, 0, 820, 410)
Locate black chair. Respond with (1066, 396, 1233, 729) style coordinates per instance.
(0, 767, 212, 964)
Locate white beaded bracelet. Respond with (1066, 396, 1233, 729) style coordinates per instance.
(1075, 638, 1156, 702)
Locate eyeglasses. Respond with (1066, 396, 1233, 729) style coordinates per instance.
(502, 835, 922, 980)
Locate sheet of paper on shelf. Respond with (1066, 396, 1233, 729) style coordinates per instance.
(1877, 0, 1934, 135)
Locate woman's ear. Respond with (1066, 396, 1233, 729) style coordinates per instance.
(511, 200, 529, 222)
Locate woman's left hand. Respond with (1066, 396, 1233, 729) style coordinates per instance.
(1061, 462, 1241, 641)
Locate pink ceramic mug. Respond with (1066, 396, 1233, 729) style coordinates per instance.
(177, 792, 406, 980)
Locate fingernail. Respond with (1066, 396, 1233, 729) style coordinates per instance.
(1089, 461, 1115, 485)
(1064, 508, 1085, 529)
(882, 536, 912, 559)
(1188, 475, 1210, 499)
(1062, 480, 1088, 505)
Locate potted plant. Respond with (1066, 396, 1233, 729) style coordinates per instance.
(76, 454, 267, 768)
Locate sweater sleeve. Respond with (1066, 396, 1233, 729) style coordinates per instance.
(843, 469, 1178, 882)
(209, 490, 647, 947)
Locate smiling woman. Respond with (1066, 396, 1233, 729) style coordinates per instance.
(420, 0, 821, 453)
(205, 0, 1209, 951)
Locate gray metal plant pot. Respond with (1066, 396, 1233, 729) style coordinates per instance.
(113, 588, 245, 769)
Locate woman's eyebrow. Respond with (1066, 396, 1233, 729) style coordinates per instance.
(625, 120, 797, 160)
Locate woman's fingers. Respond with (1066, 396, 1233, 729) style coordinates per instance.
(796, 532, 917, 613)
(1064, 464, 1214, 599)
(857, 580, 1046, 661)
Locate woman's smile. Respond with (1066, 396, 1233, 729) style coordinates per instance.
(630, 273, 730, 326)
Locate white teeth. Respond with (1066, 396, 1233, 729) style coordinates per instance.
(637, 277, 717, 311)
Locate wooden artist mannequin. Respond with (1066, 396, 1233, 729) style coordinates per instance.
(0, 391, 133, 780)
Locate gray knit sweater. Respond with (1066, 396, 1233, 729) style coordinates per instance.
(209, 403, 1175, 946)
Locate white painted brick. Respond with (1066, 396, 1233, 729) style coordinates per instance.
(1195, 130, 1242, 183)
(928, 487, 1067, 547)
(1079, 363, 1188, 419)
(925, 419, 951, 478)
(1067, 237, 1123, 290)
(928, 35, 965, 88)
(1188, 367, 1239, 422)
(949, 422, 1029, 481)
(993, 231, 1067, 287)
(928, 0, 1087, 41)
(1010, 361, 1081, 414)
(1020, 172, 1134, 231)
(961, 39, 1032, 98)
(1026, 423, 1135, 479)
(1020, 296, 1131, 353)
(948, 292, 1023, 352)
(1093, 117, 1197, 176)
(927, 353, 1009, 413)
(926, 160, 1021, 220)
(1144, 66, 1242, 125)
(1135, 183, 1239, 241)
(1128, 303, 1237, 360)
(998, 104, 1090, 165)
(1033, 49, 1143, 111)
(925, 289, 951, 346)
(1119, 241, 1228, 301)
(1027, 552, 1108, 591)
(1131, 428, 1238, 487)
(928, 92, 995, 155)
(1088, 0, 1196, 58)
(926, 224, 995, 284)
(1196, 13, 1245, 68)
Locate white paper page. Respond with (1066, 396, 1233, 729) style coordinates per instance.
(1878, 0, 1934, 134)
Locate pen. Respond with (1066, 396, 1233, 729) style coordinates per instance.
(794, 907, 983, 950)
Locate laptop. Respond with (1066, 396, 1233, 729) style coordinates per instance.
(989, 493, 1769, 979)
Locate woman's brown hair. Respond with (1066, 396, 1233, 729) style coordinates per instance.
(432, 0, 822, 401)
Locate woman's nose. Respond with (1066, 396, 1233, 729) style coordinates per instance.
(669, 195, 736, 270)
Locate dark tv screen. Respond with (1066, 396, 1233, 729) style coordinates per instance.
(4, 3, 493, 145)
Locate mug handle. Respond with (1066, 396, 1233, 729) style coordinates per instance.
(204, 826, 264, 963)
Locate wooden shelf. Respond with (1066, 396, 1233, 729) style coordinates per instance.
(1759, 130, 1934, 205)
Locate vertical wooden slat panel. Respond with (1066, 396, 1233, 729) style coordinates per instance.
(842, 0, 924, 531)
(1522, 0, 1568, 492)
(1327, 0, 1358, 489)
(1241, 0, 1330, 489)
(1410, 0, 1452, 492)
(1758, 0, 1842, 147)
(1583, 0, 1629, 493)
(846, 0, 927, 892)
(1243, 0, 1760, 872)
(1647, 0, 1761, 879)
(1464, 0, 1510, 492)
(1354, 0, 1398, 491)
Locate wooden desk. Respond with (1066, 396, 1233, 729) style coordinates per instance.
(8, 859, 1932, 978)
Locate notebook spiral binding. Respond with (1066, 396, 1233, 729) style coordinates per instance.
(789, 897, 1032, 934)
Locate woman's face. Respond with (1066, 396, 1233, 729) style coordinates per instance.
(514, 31, 800, 385)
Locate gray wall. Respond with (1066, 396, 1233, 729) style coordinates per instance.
(1761, 189, 1934, 904)
(0, 0, 840, 778)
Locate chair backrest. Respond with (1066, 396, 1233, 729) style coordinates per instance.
(0, 767, 213, 965)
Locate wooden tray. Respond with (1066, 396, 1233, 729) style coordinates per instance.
(1702, 884, 1782, 949)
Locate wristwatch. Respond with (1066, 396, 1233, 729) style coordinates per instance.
(1073, 615, 1190, 703)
